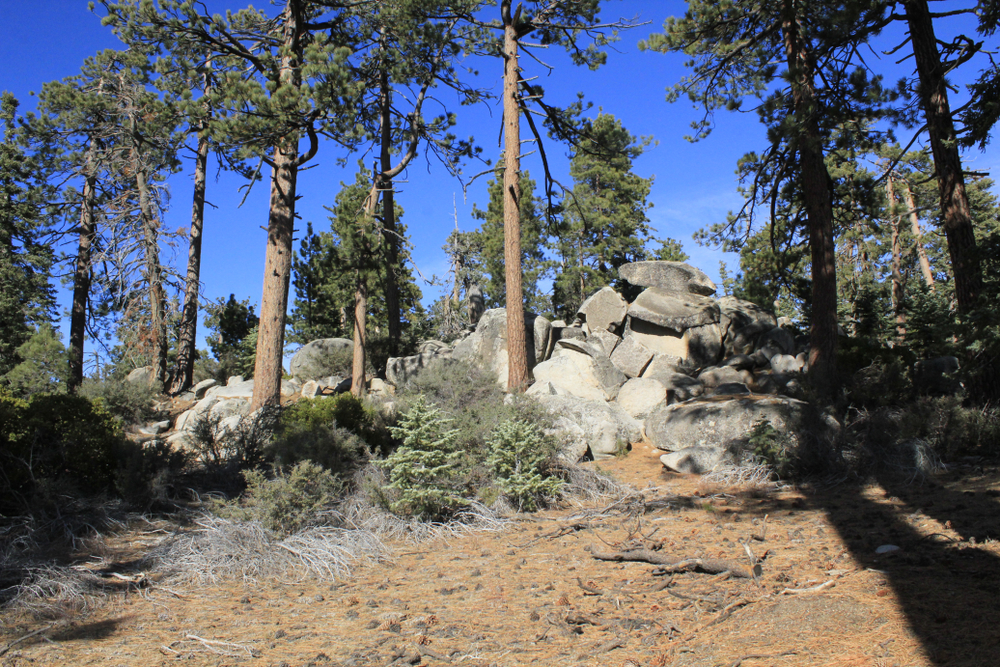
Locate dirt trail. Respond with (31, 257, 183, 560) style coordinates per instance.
(3, 445, 1000, 667)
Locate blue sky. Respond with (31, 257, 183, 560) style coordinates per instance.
(2, 1, 998, 366)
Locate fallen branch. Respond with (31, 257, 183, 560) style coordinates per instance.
(184, 634, 257, 658)
(0, 624, 57, 658)
(590, 548, 754, 579)
(575, 577, 604, 596)
(779, 580, 835, 595)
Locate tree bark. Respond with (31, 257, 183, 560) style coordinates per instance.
(501, 0, 528, 392)
(379, 66, 402, 358)
(68, 140, 97, 394)
(251, 139, 299, 410)
(136, 163, 167, 391)
(351, 179, 380, 399)
(782, 1, 838, 401)
(251, 0, 304, 411)
(171, 125, 209, 394)
(905, 0, 981, 310)
(886, 177, 906, 339)
(902, 179, 935, 289)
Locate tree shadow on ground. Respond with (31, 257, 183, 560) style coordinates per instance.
(800, 472, 1000, 665)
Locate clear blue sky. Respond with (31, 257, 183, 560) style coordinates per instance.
(2, 1, 997, 367)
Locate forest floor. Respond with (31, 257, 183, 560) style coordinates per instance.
(2, 444, 1000, 667)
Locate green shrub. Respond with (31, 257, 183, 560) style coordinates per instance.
(486, 419, 562, 511)
(218, 461, 342, 535)
(0, 391, 125, 507)
(1, 323, 67, 397)
(79, 377, 158, 426)
(270, 394, 388, 473)
(747, 417, 792, 477)
(379, 396, 464, 520)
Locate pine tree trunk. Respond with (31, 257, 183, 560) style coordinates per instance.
(782, 1, 838, 401)
(251, 139, 299, 410)
(502, 0, 528, 392)
(68, 141, 97, 394)
(251, 1, 303, 411)
(136, 164, 167, 391)
(886, 178, 906, 339)
(351, 180, 380, 399)
(379, 67, 402, 357)
(351, 275, 368, 398)
(905, 0, 981, 310)
(903, 180, 936, 289)
(171, 126, 209, 394)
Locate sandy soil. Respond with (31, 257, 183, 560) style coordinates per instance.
(3, 444, 1000, 667)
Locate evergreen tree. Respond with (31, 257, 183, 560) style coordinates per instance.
(553, 113, 653, 318)
(204, 295, 259, 380)
(99, 0, 366, 410)
(490, 0, 638, 391)
(0, 93, 56, 378)
(642, 0, 892, 401)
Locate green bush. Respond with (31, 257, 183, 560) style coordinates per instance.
(486, 419, 562, 511)
(0, 391, 125, 507)
(219, 461, 341, 535)
(270, 394, 388, 473)
(747, 417, 793, 477)
(379, 396, 464, 520)
(79, 377, 158, 426)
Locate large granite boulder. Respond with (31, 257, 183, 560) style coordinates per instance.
(289, 338, 354, 381)
(451, 308, 552, 388)
(619, 261, 717, 296)
(756, 327, 796, 359)
(610, 336, 655, 378)
(205, 378, 298, 399)
(660, 447, 734, 474)
(577, 286, 628, 334)
(531, 348, 627, 402)
(628, 288, 721, 331)
(718, 297, 778, 356)
(534, 394, 642, 461)
(697, 365, 752, 388)
(587, 329, 622, 357)
(685, 323, 724, 368)
(616, 377, 667, 419)
(126, 366, 156, 386)
(386, 349, 452, 387)
(645, 395, 814, 453)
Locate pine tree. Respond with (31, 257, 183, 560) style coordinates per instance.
(553, 113, 653, 318)
(642, 0, 892, 401)
(98, 0, 366, 409)
(0, 93, 56, 378)
(491, 0, 638, 391)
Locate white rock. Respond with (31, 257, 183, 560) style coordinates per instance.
(616, 377, 667, 419)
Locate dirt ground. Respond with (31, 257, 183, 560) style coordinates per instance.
(3, 444, 1000, 667)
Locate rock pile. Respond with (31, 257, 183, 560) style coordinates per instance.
(384, 261, 825, 469)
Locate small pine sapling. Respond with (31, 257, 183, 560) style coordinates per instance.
(486, 419, 563, 511)
(381, 396, 463, 520)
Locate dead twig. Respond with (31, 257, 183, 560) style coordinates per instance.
(779, 579, 835, 595)
(0, 624, 57, 658)
(184, 634, 257, 658)
(590, 547, 755, 578)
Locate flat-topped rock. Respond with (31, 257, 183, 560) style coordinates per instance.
(619, 261, 717, 296)
(628, 288, 721, 331)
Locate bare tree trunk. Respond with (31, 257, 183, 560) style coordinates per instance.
(886, 177, 906, 339)
(379, 67, 402, 358)
(251, 139, 298, 411)
(68, 141, 97, 394)
(136, 164, 167, 391)
(351, 180, 380, 399)
(171, 126, 209, 394)
(782, 1, 838, 401)
(502, 0, 528, 392)
(902, 180, 935, 289)
(905, 0, 981, 310)
(251, 1, 304, 411)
